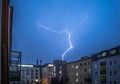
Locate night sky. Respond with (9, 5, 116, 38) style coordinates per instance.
(11, 0, 120, 64)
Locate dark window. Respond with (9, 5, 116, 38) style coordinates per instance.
(26, 72, 29, 75)
(114, 60, 116, 64)
(31, 76, 34, 79)
(110, 81, 112, 84)
(80, 63, 83, 66)
(36, 73, 38, 75)
(110, 61, 112, 66)
(84, 63, 86, 66)
(95, 71, 98, 75)
(84, 69, 87, 72)
(114, 81, 116, 84)
(110, 71, 112, 76)
(36, 76, 38, 78)
(88, 62, 91, 65)
(31, 69, 34, 72)
(36, 69, 38, 72)
(114, 71, 116, 76)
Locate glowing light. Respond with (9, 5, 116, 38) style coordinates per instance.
(18, 64, 33, 67)
(37, 23, 73, 60)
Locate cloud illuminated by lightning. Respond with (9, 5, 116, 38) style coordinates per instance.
(37, 22, 73, 60)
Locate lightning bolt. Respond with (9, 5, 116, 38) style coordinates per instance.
(37, 22, 73, 60)
(37, 16, 88, 60)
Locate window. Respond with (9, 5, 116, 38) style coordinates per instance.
(102, 52, 107, 57)
(31, 69, 34, 72)
(110, 49, 116, 55)
(31, 76, 34, 79)
(76, 78, 78, 82)
(36, 76, 38, 78)
(114, 60, 116, 64)
(35, 69, 38, 72)
(97, 54, 101, 57)
(84, 69, 87, 72)
(80, 63, 83, 66)
(94, 64, 97, 68)
(75, 65, 79, 69)
(88, 69, 91, 72)
(84, 63, 86, 66)
(88, 62, 91, 65)
(114, 81, 116, 84)
(26, 72, 29, 75)
(31, 72, 34, 75)
(95, 71, 98, 75)
(76, 72, 79, 76)
(114, 71, 116, 76)
(110, 81, 112, 84)
(72, 65, 74, 68)
(110, 61, 112, 66)
(110, 71, 112, 76)
(36, 73, 38, 75)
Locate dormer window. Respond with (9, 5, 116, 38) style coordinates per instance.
(109, 49, 116, 55)
(102, 52, 107, 57)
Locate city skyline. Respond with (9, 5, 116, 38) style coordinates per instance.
(11, 0, 120, 64)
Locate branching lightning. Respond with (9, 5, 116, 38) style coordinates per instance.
(37, 22, 73, 60)
(37, 16, 88, 60)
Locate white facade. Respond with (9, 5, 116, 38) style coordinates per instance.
(92, 47, 120, 84)
(21, 64, 41, 84)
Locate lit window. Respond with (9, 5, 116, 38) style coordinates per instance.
(95, 64, 97, 68)
(59, 70, 62, 74)
(102, 52, 107, 57)
(76, 72, 79, 76)
(72, 65, 74, 68)
(88, 69, 91, 72)
(75, 65, 79, 69)
(76, 78, 78, 82)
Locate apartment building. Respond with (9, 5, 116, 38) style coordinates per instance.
(53, 60, 66, 84)
(92, 46, 120, 84)
(21, 64, 41, 84)
(66, 56, 92, 84)
(42, 63, 54, 84)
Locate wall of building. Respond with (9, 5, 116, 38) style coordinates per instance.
(67, 57, 92, 84)
(21, 65, 41, 84)
(92, 46, 120, 84)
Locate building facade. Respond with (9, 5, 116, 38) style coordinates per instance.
(53, 60, 66, 84)
(42, 63, 54, 84)
(66, 57, 92, 84)
(92, 46, 120, 84)
(21, 64, 41, 84)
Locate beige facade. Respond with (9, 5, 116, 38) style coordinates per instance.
(66, 57, 92, 84)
